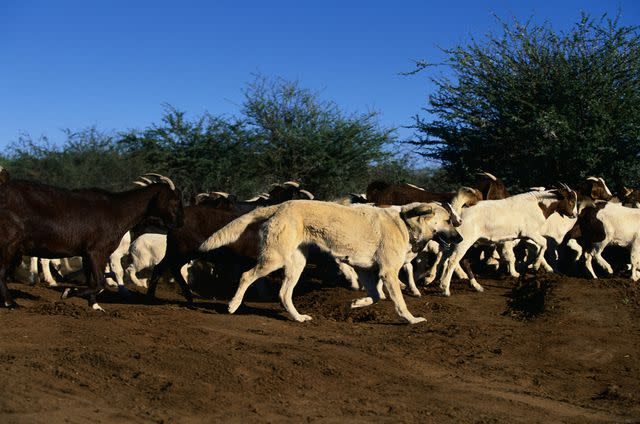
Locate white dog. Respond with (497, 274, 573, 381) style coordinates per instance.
(199, 200, 462, 324)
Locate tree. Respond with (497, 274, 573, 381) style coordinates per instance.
(411, 14, 640, 191)
(5, 128, 145, 190)
(243, 76, 395, 198)
(119, 105, 260, 199)
(1, 77, 402, 200)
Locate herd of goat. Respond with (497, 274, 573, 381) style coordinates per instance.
(1, 166, 639, 324)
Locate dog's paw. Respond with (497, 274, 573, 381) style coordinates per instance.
(408, 316, 426, 324)
(295, 314, 313, 322)
(228, 299, 241, 314)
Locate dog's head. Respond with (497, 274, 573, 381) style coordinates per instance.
(400, 202, 463, 247)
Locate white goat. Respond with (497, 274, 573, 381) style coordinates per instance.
(125, 233, 189, 288)
(439, 189, 577, 296)
(582, 202, 640, 281)
(105, 232, 132, 293)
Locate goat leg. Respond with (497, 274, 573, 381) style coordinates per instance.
(145, 258, 168, 301)
(171, 264, 194, 305)
(0, 267, 18, 308)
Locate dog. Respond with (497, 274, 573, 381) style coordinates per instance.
(199, 200, 462, 324)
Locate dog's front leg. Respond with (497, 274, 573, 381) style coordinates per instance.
(380, 270, 426, 324)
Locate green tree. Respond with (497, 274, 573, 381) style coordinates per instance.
(411, 14, 640, 191)
(243, 76, 395, 198)
(5, 128, 145, 190)
(119, 105, 260, 199)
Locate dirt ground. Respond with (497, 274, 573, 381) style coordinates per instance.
(0, 269, 639, 423)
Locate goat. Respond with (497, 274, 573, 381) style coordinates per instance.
(104, 232, 132, 293)
(38, 257, 83, 286)
(621, 186, 640, 208)
(145, 183, 314, 302)
(573, 202, 640, 280)
(125, 233, 190, 288)
(0, 173, 184, 310)
(501, 177, 614, 274)
(438, 188, 577, 296)
(366, 172, 508, 206)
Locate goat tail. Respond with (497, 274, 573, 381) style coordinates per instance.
(198, 204, 281, 252)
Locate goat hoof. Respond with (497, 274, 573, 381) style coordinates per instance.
(61, 288, 75, 299)
(91, 303, 106, 313)
(4, 301, 19, 309)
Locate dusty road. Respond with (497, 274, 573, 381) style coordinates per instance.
(0, 273, 638, 423)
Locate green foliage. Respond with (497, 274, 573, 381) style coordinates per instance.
(119, 105, 260, 198)
(1, 76, 400, 200)
(243, 76, 394, 198)
(411, 13, 640, 191)
(5, 128, 146, 191)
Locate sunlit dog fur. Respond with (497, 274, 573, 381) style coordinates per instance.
(199, 200, 462, 324)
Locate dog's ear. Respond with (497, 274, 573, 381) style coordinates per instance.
(400, 203, 434, 219)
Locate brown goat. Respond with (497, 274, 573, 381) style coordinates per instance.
(0, 174, 183, 310)
(366, 172, 508, 206)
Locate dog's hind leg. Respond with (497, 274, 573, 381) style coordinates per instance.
(228, 256, 282, 314)
(279, 249, 310, 322)
(351, 269, 381, 309)
(380, 269, 426, 324)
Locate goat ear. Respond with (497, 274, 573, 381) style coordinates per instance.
(401, 203, 434, 219)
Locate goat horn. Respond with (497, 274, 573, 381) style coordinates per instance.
(161, 176, 176, 191)
(299, 189, 314, 200)
(194, 193, 210, 203)
(477, 171, 497, 181)
(143, 173, 176, 191)
(211, 191, 229, 198)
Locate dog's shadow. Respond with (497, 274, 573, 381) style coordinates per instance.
(194, 301, 289, 321)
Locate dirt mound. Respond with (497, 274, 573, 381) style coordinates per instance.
(28, 300, 126, 319)
(503, 274, 560, 320)
(28, 300, 90, 318)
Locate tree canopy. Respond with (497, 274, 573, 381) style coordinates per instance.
(2, 76, 406, 200)
(411, 14, 640, 191)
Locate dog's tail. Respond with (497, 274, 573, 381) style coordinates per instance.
(198, 204, 281, 252)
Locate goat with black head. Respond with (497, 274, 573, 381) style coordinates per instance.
(0, 173, 183, 310)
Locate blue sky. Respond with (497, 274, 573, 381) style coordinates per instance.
(0, 0, 638, 153)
